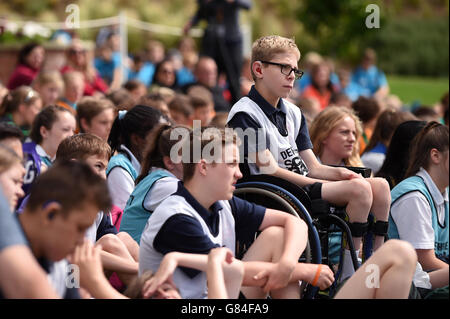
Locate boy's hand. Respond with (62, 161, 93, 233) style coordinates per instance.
(67, 239, 104, 290)
(257, 260, 295, 293)
(142, 275, 176, 299)
(253, 150, 279, 175)
(142, 252, 179, 298)
(304, 264, 335, 290)
(338, 167, 363, 180)
(208, 247, 234, 265)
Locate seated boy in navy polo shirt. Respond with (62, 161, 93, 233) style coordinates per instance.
(139, 127, 316, 299)
(226, 35, 392, 280)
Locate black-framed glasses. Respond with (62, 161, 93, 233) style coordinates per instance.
(260, 61, 304, 80)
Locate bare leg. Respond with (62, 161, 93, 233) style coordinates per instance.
(322, 178, 373, 250)
(117, 232, 140, 262)
(334, 240, 417, 299)
(366, 177, 391, 250)
(240, 226, 305, 299)
(96, 234, 138, 285)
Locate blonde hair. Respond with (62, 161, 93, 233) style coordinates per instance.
(251, 35, 301, 81)
(62, 71, 84, 88)
(123, 270, 154, 299)
(65, 39, 97, 82)
(33, 71, 64, 91)
(309, 106, 363, 167)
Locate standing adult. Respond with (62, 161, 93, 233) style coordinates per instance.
(184, 0, 252, 105)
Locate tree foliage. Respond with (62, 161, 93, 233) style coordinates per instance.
(0, 0, 448, 75)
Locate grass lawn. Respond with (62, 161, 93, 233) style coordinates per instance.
(387, 75, 449, 106)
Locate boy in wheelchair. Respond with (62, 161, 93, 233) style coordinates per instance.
(227, 35, 391, 281)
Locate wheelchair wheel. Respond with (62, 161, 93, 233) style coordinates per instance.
(234, 181, 322, 299)
(234, 187, 312, 263)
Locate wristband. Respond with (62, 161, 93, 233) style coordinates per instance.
(311, 264, 322, 287)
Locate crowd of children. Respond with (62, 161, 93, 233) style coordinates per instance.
(0, 31, 448, 301)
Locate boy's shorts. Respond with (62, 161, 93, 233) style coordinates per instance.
(303, 182, 323, 200)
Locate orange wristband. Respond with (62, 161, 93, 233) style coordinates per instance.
(311, 264, 322, 287)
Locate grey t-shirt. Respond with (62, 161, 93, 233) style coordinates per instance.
(0, 188, 26, 251)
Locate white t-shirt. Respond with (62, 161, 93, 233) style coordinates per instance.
(361, 152, 385, 175)
(390, 168, 449, 250)
(143, 168, 179, 212)
(107, 145, 141, 210)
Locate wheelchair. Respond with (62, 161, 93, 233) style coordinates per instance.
(233, 166, 374, 299)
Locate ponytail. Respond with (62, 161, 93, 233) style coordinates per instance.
(107, 114, 123, 155)
(107, 104, 165, 158)
(135, 123, 172, 185)
(135, 124, 191, 185)
(405, 121, 449, 178)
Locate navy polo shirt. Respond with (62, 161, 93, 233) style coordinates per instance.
(227, 85, 313, 156)
(153, 181, 266, 278)
(96, 213, 118, 241)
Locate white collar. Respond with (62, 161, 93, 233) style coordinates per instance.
(36, 144, 54, 161)
(417, 167, 449, 206)
(149, 167, 176, 178)
(120, 144, 141, 173)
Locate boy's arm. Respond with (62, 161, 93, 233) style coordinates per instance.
(428, 266, 449, 289)
(207, 247, 243, 299)
(141, 251, 208, 298)
(69, 240, 128, 299)
(143, 248, 243, 299)
(142, 251, 208, 298)
(243, 261, 335, 291)
(416, 249, 449, 272)
(0, 246, 60, 298)
(299, 149, 362, 181)
(253, 149, 360, 187)
(256, 208, 308, 291)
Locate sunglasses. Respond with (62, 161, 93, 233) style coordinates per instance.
(69, 49, 86, 55)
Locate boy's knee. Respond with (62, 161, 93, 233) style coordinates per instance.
(97, 233, 121, 249)
(384, 240, 417, 266)
(350, 179, 372, 199)
(117, 231, 133, 243)
(372, 178, 391, 202)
